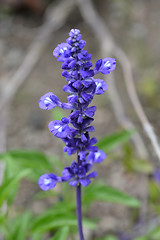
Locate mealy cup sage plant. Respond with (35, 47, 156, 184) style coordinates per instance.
(38, 29, 116, 240)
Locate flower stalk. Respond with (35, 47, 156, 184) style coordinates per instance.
(37, 29, 116, 239)
(76, 184, 84, 240)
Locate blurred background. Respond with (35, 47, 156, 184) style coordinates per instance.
(0, 0, 160, 239)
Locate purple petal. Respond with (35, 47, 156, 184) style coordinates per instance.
(67, 95, 78, 104)
(39, 92, 61, 110)
(95, 59, 102, 72)
(53, 43, 70, 62)
(94, 150, 106, 163)
(38, 174, 57, 191)
(87, 171, 97, 179)
(82, 79, 93, 88)
(78, 151, 87, 160)
(69, 180, 78, 187)
(89, 137, 97, 145)
(88, 150, 106, 163)
(94, 79, 108, 95)
(84, 106, 96, 117)
(80, 178, 91, 187)
(85, 126, 95, 132)
(61, 103, 73, 110)
(48, 120, 70, 138)
(81, 92, 93, 102)
(72, 80, 82, 89)
(100, 58, 116, 74)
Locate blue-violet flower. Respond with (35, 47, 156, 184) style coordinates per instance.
(38, 29, 116, 190)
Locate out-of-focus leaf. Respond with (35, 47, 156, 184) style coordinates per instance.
(52, 108, 65, 121)
(139, 76, 158, 98)
(9, 211, 31, 240)
(34, 189, 59, 200)
(49, 226, 69, 240)
(97, 129, 136, 152)
(148, 180, 160, 203)
(32, 200, 96, 233)
(31, 201, 75, 233)
(32, 215, 96, 233)
(83, 182, 140, 208)
(32, 215, 77, 233)
(98, 235, 118, 240)
(133, 225, 160, 240)
(0, 150, 54, 181)
(147, 225, 160, 240)
(134, 237, 147, 240)
(83, 218, 97, 229)
(31, 233, 44, 240)
(125, 158, 153, 174)
(0, 169, 31, 206)
(48, 154, 64, 171)
(3, 155, 19, 205)
(0, 224, 8, 236)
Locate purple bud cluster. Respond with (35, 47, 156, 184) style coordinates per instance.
(38, 29, 116, 191)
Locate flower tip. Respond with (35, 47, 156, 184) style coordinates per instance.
(38, 174, 57, 191)
(39, 92, 61, 110)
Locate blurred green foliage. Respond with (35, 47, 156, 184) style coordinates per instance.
(0, 127, 142, 239)
(0, 123, 159, 240)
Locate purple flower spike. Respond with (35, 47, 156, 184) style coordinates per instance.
(94, 79, 108, 95)
(39, 92, 61, 110)
(38, 173, 58, 191)
(38, 29, 116, 192)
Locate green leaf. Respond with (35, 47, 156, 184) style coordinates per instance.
(50, 226, 69, 240)
(0, 150, 54, 181)
(133, 225, 160, 240)
(32, 200, 96, 233)
(133, 237, 147, 240)
(52, 108, 65, 121)
(0, 223, 9, 236)
(9, 211, 31, 240)
(98, 235, 118, 240)
(32, 215, 77, 233)
(31, 233, 44, 240)
(0, 169, 31, 206)
(125, 158, 153, 174)
(83, 218, 97, 229)
(31, 201, 75, 233)
(2, 155, 19, 205)
(147, 225, 160, 240)
(97, 129, 136, 152)
(148, 180, 160, 202)
(83, 182, 140, 208)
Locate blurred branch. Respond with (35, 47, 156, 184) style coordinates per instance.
(108, 73, 148, 159)
(77, 0, 160, 161)
(0, 0, 75, 112)
(77, 0, 148, 159)
(0, 0, 75, 219)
